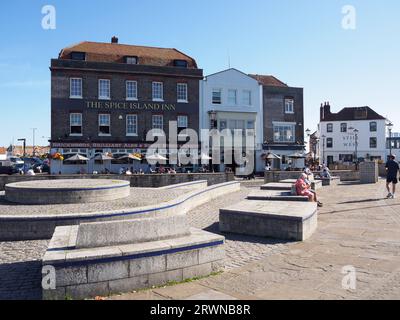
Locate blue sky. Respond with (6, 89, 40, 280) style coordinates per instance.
(0, 0, 399, 147)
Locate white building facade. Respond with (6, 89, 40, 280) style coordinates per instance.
(318, 103, 387, 165)
(199, 69, 264, 173)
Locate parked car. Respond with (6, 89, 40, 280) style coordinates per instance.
(0, 166, 14, 175)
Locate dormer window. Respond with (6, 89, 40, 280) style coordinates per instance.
(125, 56, 138, 65)
(70, 52, 86, 61)
(173, 60, 188, 68)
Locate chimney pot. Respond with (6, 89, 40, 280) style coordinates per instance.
(111, 36, 118, 44)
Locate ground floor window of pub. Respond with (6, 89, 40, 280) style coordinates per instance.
(273, 124, 295, 143)
(326, 138, 333, 148)
(152, 82, 163, 101)
(370, 137, 377, 148)
(126, 114, 138, 136)
(177, 83, 188, 102)
(70, 113, 82, 135)
(126, 81, 138, 100)
(99, 114, 111, 135)
(339, 154, 353, 162)
(99, 79, 111, 100)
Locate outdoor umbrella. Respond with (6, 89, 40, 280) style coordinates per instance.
(64, 154, 89, 161)
(146, 153, 168, 161)
(263, 152, 281, 160)
(287, 152, 306, 159)
(93, 154, 113, 161)
(118, 154, 142, 161)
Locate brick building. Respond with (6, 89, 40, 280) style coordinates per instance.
(50, 37, 203, 174)
(250, 75, 305, 169)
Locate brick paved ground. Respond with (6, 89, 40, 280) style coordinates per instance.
(2, 179, 400, 300)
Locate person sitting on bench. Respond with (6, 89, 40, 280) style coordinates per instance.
(295, 173, 323, 207)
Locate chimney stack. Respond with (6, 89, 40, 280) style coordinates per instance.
(111, 36, 119, 44)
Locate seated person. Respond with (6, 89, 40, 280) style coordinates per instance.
(321, 165, 331, 179)
(295, 173, 323, 207)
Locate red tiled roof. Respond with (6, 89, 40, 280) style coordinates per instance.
(59, 41, 198, 68)
(321, 104, 386, 122)
(0, 147, 6, 155)
(249, 74, 288, 87)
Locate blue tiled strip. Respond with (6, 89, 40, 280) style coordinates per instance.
(163, 180, 206, 190)
(48, 240, 224, 268)
(6, 182, 130, 193)
(8, 181, 239, 222)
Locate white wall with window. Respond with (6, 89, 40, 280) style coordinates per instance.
(318, 119, 387, 164)
(199, 68, 264, 172)
(99, 79, 110, 100)
(152, 82, 163, 101)
(70, 78, 82, 98)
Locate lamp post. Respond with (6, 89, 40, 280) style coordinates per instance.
(354, 129, 359, 170)
(31, 128, 37, 157)
(17, 138, 26, 174)
(387, 122, 394, 157)
(305, 128, 311, 165)
(321, 135, 326, 165)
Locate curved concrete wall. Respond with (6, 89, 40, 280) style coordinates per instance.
(0, 181, 240, 241)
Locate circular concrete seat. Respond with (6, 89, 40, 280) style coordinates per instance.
(5, 179, 130, 205)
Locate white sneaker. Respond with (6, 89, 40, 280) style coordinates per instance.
(387, 193, 393, 199)
(392, 194, 396, 199)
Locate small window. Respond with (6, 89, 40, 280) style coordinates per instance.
(152, 82, 163, 101)
(212, 89, 222, 104)
(125, 56, 138, 65)
(284, 99, 294, 113)
(126, 81, 138, 100)
(340, 123, 347, 133)
(327, 123, 333, 133)
(177, 83, 188, 102)
(70, 113, 82, 135)
(70, 52, 86, 61)
(99, 114, 111, 135)
(177, 115, 188, 128)
(126, 114, 138, 136)
(327, 138, 333, 148)
(174, 60, 188, 68)
(370, 137, 377, 148)
(152, 115, 163, 130)
(70, 78, 82, 98)
(370, 122, 377, 132)
(228, 90, 237, 105)
(99, 79, 110, 100)
(243, 90, 252, 105)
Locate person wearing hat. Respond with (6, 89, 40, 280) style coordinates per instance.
(385, 154, 400, 199)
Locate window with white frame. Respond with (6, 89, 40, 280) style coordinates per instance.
(126, 81, 138, 100)
(70, 113, 82, 135)
(273, 123, 295, 143)
(212, 89, 222, 104)
(228, 89, 237, 105)
(152, 82, 163, 101)
(126, 114, 138, 136)
(99, 114, 111, 135)
(284, 99, 294, 113)
(242, 90, 252, 105)
(99, 79, 110, 100)
(177, 83, 188, 102)
(152, 115, 163, 130)
(177, 115, 188, 128)
(70, 78, 82, 98)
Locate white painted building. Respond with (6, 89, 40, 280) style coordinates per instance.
(199, 68, 264, 173)
(318, 103, 387, 165)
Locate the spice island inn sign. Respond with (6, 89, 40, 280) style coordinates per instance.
(86, 101, 177, 111)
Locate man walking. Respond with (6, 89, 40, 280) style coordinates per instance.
(385, 155, 400, 199)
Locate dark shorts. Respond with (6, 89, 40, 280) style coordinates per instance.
(387, 176, 398, 184)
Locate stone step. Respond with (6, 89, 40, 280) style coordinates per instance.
(219, 199, 318, 241)
(260, 183, 292, 191)
(247, 190, 309, 202)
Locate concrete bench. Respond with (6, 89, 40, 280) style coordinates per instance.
(247, 190, 309, 202)
(315, 176, 340, 186)
(279, 179, 322, 190)
(260, 183, 292, 191)
(220, 200, 318, 241)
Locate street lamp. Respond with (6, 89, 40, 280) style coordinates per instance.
(18, 138, 26, 173)
(387, 122, 394, 157)
(354, 129, 359, 169)
(321, 135, 326, 165)
(305, 128, 311, 165)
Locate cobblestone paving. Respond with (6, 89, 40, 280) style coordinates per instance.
(0, 188, 186, 216)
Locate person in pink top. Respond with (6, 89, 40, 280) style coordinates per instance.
(295, 173, 323, 207)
